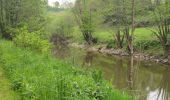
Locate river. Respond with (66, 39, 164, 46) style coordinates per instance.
(53, 46, 170, 100)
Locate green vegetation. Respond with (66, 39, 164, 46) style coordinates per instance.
(13, 26, 52, 53)
(48, 0, 169, 57)
(0, 40, 131, 100)
(0, 0, 170, 99)
(0, 67, 19, 100)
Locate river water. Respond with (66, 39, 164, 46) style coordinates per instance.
(53, 46, 170, 100)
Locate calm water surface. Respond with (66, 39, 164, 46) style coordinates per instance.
(53, 46, 170, 100)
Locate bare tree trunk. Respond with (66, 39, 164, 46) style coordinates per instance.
(83, 32, 93, 45)
(0, 0, 4, 34)
(130, 0, 135, 55)
(164, 45, 170, 63)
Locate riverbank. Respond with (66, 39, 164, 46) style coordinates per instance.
(70, 43, 170, 65)
(0, 40, 132, 100)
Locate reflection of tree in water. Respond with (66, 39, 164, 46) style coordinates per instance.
(82, 51, 94, 67)
(113, 56, 139, 96)
(113, 57, 127, 89)
(156, 68, 170, 100)
(126, 56, 142, 99)
(127, 56, 138, 90)
(53, 45, 70, 59)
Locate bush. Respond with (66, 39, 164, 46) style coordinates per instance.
(13, 27, 52, 53)
(0, 40, 132, 100)
(106, 40, 116, 49)
(134, 40, 161, 51)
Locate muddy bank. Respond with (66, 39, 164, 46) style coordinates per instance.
(70, 43, 170, 65)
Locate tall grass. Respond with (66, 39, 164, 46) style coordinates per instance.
(0, 40, 131, 100)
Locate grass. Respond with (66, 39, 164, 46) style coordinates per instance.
(134, 28, 156, 41)
(71, 27, 156, 43)
(94, 29, 113, 44)
(0, 67, 19, 100)
(94, 27, 156, 43)
(0, 40, 132, 100)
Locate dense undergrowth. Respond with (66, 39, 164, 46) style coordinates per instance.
(0, 40, 131, 100)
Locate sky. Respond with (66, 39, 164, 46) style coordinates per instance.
(48, 0, 75, 6)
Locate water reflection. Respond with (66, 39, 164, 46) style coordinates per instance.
(127, 56, 135, 90)
(113, 57, 126, 89)
(53, 45, 70, 59)
(53, 47, 170, 100)
(156, 68, 170, 100)
(82, 51, 94, 67)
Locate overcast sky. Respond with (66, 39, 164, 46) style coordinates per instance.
(48, 0, 75, 6)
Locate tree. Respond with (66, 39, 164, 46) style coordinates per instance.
(0, 0, 21, 38)
(54, 1, 60, 8)
(0, 0, 5, 34)
(101, 0, 136, 52)
(152, 0, 170, 58)
(130, 0, 135, 54)
(0, 0, 48, 38)
(73, 0, 96, 45)
(120, 0, 135, 54)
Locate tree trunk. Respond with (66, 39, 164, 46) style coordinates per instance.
(164, 45, 170, 63)
(130, 0, 135, 55)
(0, 0, 3, 34)
(83, 32, 93, 45)
(87, 32, 93, 45)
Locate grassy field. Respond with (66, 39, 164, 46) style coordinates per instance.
(0, 40, 132, 100)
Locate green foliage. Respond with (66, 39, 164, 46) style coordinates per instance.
(0, 0, 47, 38)
(13, 27, 52, 53)
(0, 67, 19, 100)
(74, 0, 97, 44)
(106, 40, 116, 49)
(92, 70, 103, 84)
(134, 40, 160, 51)
(0, 40, 132, 100)
(93, 29, 113, 43)
(54, 16, 74, 36)
(46, 11, 74, 36)
(80, 9, 95, 34)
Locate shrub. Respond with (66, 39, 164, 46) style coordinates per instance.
(13, 27, 52, 53)
(134, 40, 161, 51)
(106, 40, 116, 49)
